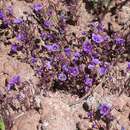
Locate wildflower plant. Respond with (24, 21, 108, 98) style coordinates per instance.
(0, 0, 127, 97)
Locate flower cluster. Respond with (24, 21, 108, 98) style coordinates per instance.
(0, 2, 127, 96)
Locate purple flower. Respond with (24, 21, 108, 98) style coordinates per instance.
(7, 75, 20, 90)
(45, 45, 52, 51)
(64, 47, 71, 57)
(51, 43, 60, 52)
(36, 68, 43, 76)
(0, 10, 4, 19)
(45, 61, 52, 69)
(62, 64, 69, 72)
(99, 104, 111, 116)
(7, 6, 13, 15)
(115, 38, 125, 45)
(92, 123, 97, 128)
(13, 18, 23, 24)
(45, 44, 60, 52)
(82, 41, 93, 54)
(31, 57, 37, 64)
(84, 86, 90, 93)
(73, 52, 80, 60)
(84, 75, 93, 86)
(2, 18, 10, 27)
(104, 35, 110, 41)
(59, 28, 65, 34)
(98, 66, 108, 76)
(40, 32, 47, 40)
(88, 64, 95, 70)
(121, 127, 125, 130)
(11, 44, 18, 52)
(33, 3, 43, 12)
(92, 58, 100, 65)
(16, 33, 27, 41)
(58, 72, 67, 81)
(43, 20, 52, 28)
(82, 31, 86, 35)
(10, 75, 20, 84)
(69, 66, 79, 77)
(92, 33, 104, 43)
(47, 34, 54, 40)
(87, 111, 93, 118)
(47, 8, 53, 16)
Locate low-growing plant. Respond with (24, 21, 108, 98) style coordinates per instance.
(0, 117, 5, 130)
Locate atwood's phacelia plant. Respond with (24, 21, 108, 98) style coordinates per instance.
(0, 2, 129, 130)
(0, 1, 128, 96)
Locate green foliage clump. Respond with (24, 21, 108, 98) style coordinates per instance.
(0, 118, 5, 130)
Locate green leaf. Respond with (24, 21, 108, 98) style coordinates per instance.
(0, 118, 5, 130)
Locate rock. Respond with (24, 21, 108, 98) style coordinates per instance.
(11, 93, 76, 130)
(111, 94, 130, 111)
(76, 120, 92, 130)
(103, 13, 121, 32)
(11, 0, 32, 18)
(0, 54, 38, 85)
(118, 5, 130, 25)
(86, 95, 99, 110)
(0, 53, 39, 115)
(33, 95, 42, 110)
(111, 109, 130, 130)
(82, 102, 89, 112)
(40, 96, 76, 130)
(11, 110, 40, 130)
